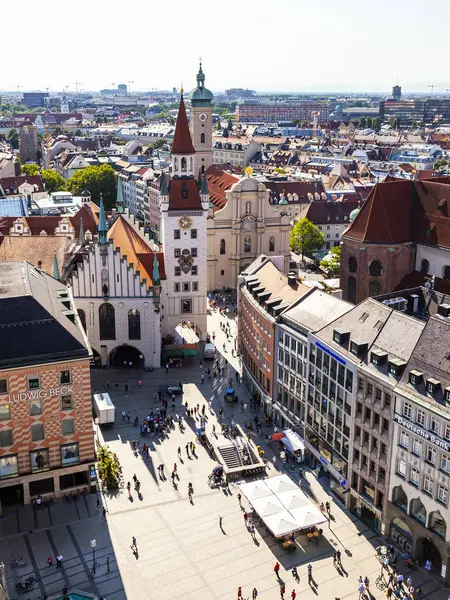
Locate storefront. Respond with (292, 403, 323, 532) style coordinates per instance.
(350, 489, 383, 533)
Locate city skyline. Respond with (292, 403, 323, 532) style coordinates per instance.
(3, 0, 450, 94)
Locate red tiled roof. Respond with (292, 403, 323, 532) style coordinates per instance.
(168, 178, 202, 210)
(303, 199, 360, 224)
(264, 179, 326, 203)
(0, 175, 45, 195)
(345, 178, 450, 248)
(205, 166, 239, 211)
(171, 95, 195, 155)
(394, 271, 450, 296)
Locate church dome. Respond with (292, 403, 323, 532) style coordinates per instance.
(279, 193, 289, 206)
(349, 207, 360, 222)
(189, 63, 213, 106)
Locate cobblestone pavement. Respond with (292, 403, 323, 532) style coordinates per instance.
(0, 305, 447, 600)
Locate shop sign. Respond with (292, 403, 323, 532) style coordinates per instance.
(395, 416, 450, 451)
(10, 385, 74, 403)
(350, 489, 382, 519)
(441, 563, 447, 580)
(315, 341, 346, 366)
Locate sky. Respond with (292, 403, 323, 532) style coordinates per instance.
(4, 0, 450, 94)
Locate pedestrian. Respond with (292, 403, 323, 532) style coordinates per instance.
(291, 591, 296, 600)
(56, 554, 63, 568)
(336, 549, 342, 565)
(47, 556, 53, 567)
(237, 492, 242, 507)
(358, 582, 365, 599)
(178, 446, 181, 457)
(96, 497, 100, 511)
(201, 373, 204, 384)
(364, 576, 370, 590)
(165, 363, 169, 373)
(102, 507, 107, 519)
(307, 564, 313, 585)
(126, 411, 131, 422)
(174, 462, 177, 473)
(325, 500, 330, 514)
(252, 588, 258, 599)
(136, 480, 141, 492)
(237, 587, 243, 599)
(250, 522, 255, 538)
(106, 556, 110, 573)
(124, 383, 128, 392)
(333, 551, 337, 564)
(132, 536, 137, 549)
(280, 583, 285, 599)
(406, 577, 412, 589)
(122, 410, 126, 421)
(244, 512, 249, 526)
(274, 561, 280, 578)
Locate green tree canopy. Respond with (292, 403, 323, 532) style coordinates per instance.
(152, 137, 167, 150)
(41, 169, 67, 193)
(7, 129, 19, 149)
(68, 164, 117, 209)
(320, 245, 341, 276)
(21, 163, 40, 176)
(290, 217, 324, 259)
(359, 117, 367, 128)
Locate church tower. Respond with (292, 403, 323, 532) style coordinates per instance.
(189, 62, 214, 174)
(160, 92, 209, 341)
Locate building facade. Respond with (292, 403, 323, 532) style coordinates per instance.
(19, 122, 38, 163)
(237, 102, 330, 123)
(189, 63, 214, 174)
(0, 262, 95, 509)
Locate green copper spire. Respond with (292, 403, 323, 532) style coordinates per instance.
(53, 250, 61, 281)
(152, 253, 160, 286)
(116, 177, 124, 213)
(79, 217, 85, 244)
(201, 174, 209, 195)
(98, 193, 108, 245)
(196, 62, 205, 85)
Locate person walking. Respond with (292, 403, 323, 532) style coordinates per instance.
(106, 557, 110, 573)
(127, 482, 131, 496)
(358, 581, 365, 599)
(291, 591, 296, 600)
(56, 554, 63, 568)
(274, 561, 281, 579)
(280, 583, 285, 599)
(185, 443, 190, 457)
(178, 446, 181, 458)
(165, 363, 169, 373)
(237, 492, 242, 507)
(252, 588, 258, 599)
(307, 564, 313, 585)
(237, 587, 243, 599)
(336, 549, 342, 565)
(131, 536, 137, 551)
(47, 556, 53, 567)
(201, 373, 204, 384)
(102, 507, 107, 520)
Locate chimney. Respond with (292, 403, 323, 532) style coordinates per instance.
(288, 273, 297, 287)
(410, 293, 419, 314)
(437, 303, 450, 318)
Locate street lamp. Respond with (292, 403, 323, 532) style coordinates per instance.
(90, 538, 99, 575)
(243, 403, 247, 426)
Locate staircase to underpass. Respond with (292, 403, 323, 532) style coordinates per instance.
(218, 444, 242, 469)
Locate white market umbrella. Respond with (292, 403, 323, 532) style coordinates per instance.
(278, 489, 311, 511)
(252, 495, 285, 517)
(264, 510, 300, 537)
(239, 479, 272, 502)
(265, 474, 298, 495)
(290, 506, 327, 529)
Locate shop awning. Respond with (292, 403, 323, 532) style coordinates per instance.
(175, 324, 199, 344)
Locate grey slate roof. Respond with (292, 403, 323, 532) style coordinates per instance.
(0, 262, 90, 368)
(282, 288, 352, 334)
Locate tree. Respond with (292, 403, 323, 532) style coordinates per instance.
(216, 119, 222, 131)
(21, 163, 40, 176)
(290, 217, 324, 259)
(41, 169, 67, 193)
(366, 117, 373, 129)
(7, 128, 19, 150)
(152, 137, 167, 149)
(74, 129, 82, 137)
(359, 117, 367, 128)
(372, 116, 381, 132)
(53, 126, 64, 137)
(320, 245, 341, 276)
(227, 118, 233, 131)
(68, 164, 117, 209)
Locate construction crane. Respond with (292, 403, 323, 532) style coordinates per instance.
(428, 85, 450, 94)
(312, 111, 320, 137)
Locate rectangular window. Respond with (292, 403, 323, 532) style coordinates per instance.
(412, 439, 422, 457)
(30, 398, 42, 416)
(174, 283, 180, 292)
(0, 379, 8, 394)
(61, 442, 79, 466)
(61, 395, 73, 411)
(403, 402, 412, 419)
(375, 388, 382, 401)
(28, 376, 40, 390)
(190, 229, 197, 239)
(445, 424, 450, 441)
(385, 393, 391, 406)
(192, 266, 198, 276)
(367, 383, 373, 396)
(0, 430, 13, 447)
(182, 282, 190, 292)
(31, 423, 45, 442)
(191, 248, 197, 257)
(430, 417, 440, 435)
(423, 476, 433, 495)
(399, 430, 409, 448)
(174, 229, 181, 239)
(410, 467, 419, 486)
(0, 454, 18, 478)
(61, 419, 75, 435)
(358, 378, 364, 391)
(181, 299, 192, 314)
(438, 485, 448, 504)
(397, 459, 406, 477)
(416, 410, 425, 426)
(174, 248, 181, 258)
(0, 403, 11, 421)
(192, 282, 198, 292)
(30, 449, 50, 473)
(441, 454, 450, 474)
(60, 370, 71, 385)
(426, 446, 436, 464)
(174, 267, 181, 276)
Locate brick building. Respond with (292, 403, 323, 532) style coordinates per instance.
(0, 262, 94, 508)
(236, 102, 330, 123)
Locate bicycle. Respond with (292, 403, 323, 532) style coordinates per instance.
(11, 556, 28, 568)
(376, 575, 387, 591)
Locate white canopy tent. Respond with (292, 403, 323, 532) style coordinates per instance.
(238, 474, 326, 538)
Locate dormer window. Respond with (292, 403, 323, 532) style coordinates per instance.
(350, 339, 368, 357)
(409, 370, 423, 386)
(445, 386, 450, 404)
(333, 328, 349, 344)
(371, 350, 387, 366)
(389, 358, 406, 376)
(427, 378, 440, 394)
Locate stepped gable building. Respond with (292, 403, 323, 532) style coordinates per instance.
(0, 261, 94, 507)
(340, 177, 450, 304)
(68, 197, 164, 369)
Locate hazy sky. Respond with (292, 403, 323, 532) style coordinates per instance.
(4, 0, 449, 93)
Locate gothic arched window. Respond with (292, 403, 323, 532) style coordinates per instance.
(220, 239, 226, 255)
(101, 268, 109, 296)
(269, 236, 275, 252)
(245, 201, 251, 215)
(348, 256, 357, 273)
(128, 309, 141, 340)
(174, 157, 178, 171)
(77, 309, 86, 332)
(368, 280, 381, 297)
(99, 303, 116, 340)
(181, 157, 187, 172)
(200, 133, 205, 144)
(369, 259, 382, 276)
(244, 235, 251, 253)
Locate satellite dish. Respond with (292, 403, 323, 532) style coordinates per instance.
(425, 281, 432, 288)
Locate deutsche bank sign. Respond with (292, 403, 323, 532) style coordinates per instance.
(395, 416, 450, 451)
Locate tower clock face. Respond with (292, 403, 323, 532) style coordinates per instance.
(198, 112, 208, 123)
(179, 215, 193, 229)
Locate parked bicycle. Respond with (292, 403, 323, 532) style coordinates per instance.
(10, 556, 28, 568)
